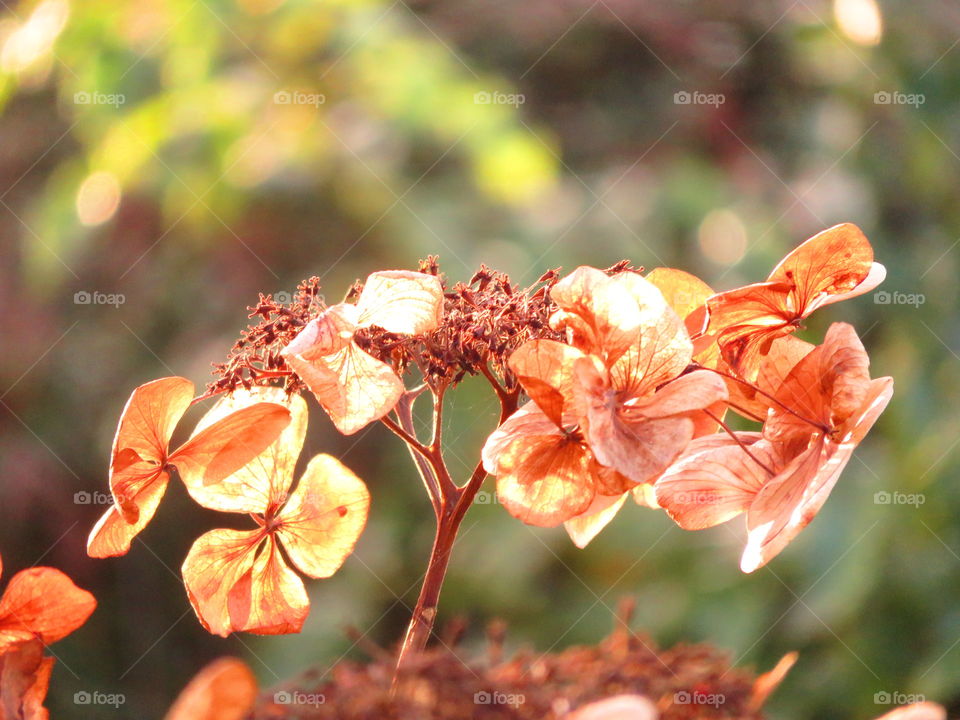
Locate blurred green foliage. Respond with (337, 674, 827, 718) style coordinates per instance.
(1, 0, 959, 718)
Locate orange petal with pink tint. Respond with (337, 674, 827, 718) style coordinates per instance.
(0, 638, 54, 720)
(564, 493, 628, 548)
(493, 409, 596, 527)
(0, 568, 96, 653)
(549, 266, 644, 364)
(276, 454, 370, 579)
(163, 657, 258, 720)
(655, 434, 773, 531)
(749, 651, 798, 711)
(171, 402, 292, 490)
(186, 388, 307, 514)
(86, 476, 168, 558)
(283, 341, 404, 435)
(182, 530, 307, 637)
(508, 340, 587, 428)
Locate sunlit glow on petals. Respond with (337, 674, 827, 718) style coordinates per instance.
(172, 402, 292, 490)
(283, 307, 358, 360)
(749, 652, 798, 711)
(286, 342, 404, 435)
(706, 223, 880, 378)
(186, 388, 307, 513)
(481, 401, 553, 475)
(182, 530, 307, 636)
(163, 657, 258, 720)
(276, 454, 370, 579)
(0, 568, 96, 653)
(564, 493, 627, 549)
(508, 340, 588, 427)
(495, 425, 595, 527)
(87, 473, 169, 558)
(549, 266, 643, 364)
(655, 435, 774, 531)
(355, 271, 444, 334)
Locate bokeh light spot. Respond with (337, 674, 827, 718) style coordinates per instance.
(697, 209, 748, 266)
(76, 171, 122, 226)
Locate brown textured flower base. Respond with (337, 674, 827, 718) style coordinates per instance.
(256, 611, 778, 719)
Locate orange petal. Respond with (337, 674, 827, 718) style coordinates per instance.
(355, 270, 444, 334)
(749, 651, 798, 711)
(873, 703, 947, 720)
(163, 657, 258, 720)
(186, 388, 307, 514)
(0, 638, 54, 720)
(283, 341, 404, 435)
(0, 568, 96, 652)
(564, 493, 628, 548)
(170, 401, 292, 492)
(508, 340, 587, 428)
(86, 476, 169, 558)
(493, 408, 596, 526)
(276, 454, 370, 578)
(482, 401, 550, 475)
(655, 435, 773, 530)
(182, 531, 307, 636)
(549, 266, 644, 365)
(645, 267, 714, 326)
(577, 359, 698, 486)
(565, 694, 659, 720)
(769, 223, 879, 310)
(109, 377, 194, 520)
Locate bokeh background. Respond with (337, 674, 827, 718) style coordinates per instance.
(1, 0, 958, 717)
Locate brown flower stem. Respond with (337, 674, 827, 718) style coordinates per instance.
(393, 365, 518, 682)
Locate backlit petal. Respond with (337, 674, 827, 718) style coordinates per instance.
(0, 568, 96, 652)
(0, 638, 54, 720)
(508, 340, 587, 428)
(355, 270, 444, 334)
(564, 493, 628, 548)
(283, 342, 404, 435)
(86, 475, 169, 558)
(187, 388, 307, 514)
(276, 454, 370, 578)
(163, 657, 258, 720)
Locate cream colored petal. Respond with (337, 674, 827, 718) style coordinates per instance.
(355, 270, 443, 334)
